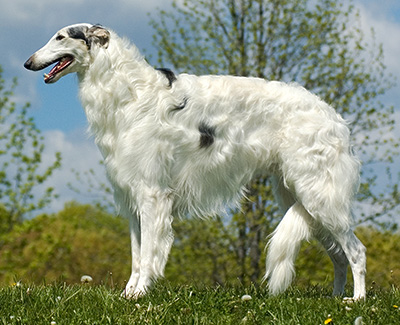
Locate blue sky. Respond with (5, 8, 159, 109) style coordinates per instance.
(1, 0, 399, 216)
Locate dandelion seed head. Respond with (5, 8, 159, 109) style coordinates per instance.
(354, 316, 363, 325)
(80, 275, 93, 283)
(241, 294, 252, 301)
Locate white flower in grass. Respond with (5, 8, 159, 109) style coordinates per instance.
(241, 294, 252, 301)
(354, 316, 363, 325)
(80, 275, 93, 283)
(12, 281, 22, 287)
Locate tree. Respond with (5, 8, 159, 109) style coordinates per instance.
(150, 0, 399, 284)
(0, 66, 61, 231)
(67, 164, 115, 214)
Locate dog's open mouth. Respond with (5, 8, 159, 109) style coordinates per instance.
(44, 56, 74, 83)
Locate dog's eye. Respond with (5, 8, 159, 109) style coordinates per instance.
(56, 35, 65, 41)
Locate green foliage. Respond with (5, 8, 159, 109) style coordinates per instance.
(0, 203, 11, 235)
(1, 283, 399, 324)
(166, 216, 240, 286)
(0, 65, 61, 230)
(356, 227, 400, 288)
(0, 202, 130, 285)
(67, 163, 115, 214)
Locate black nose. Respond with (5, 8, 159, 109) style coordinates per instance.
(24, 57, 34, 70)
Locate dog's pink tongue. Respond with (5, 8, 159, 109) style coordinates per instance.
(44, 57, 73, 82)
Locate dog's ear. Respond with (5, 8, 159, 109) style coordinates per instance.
(87, 25, 110, 49)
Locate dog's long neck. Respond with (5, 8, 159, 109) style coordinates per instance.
(78, 33, 161, 157)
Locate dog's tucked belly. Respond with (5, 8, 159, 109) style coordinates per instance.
(168, 139, 278, 218)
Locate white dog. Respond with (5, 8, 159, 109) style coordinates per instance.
(24, 24, 366, 300)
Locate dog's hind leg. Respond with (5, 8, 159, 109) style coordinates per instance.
(126, 186, 174, 299)
(333, 230, 366, 300)
(292, 155, 365, 300)
(264, 202, 313, 295)
(271, 175, 296, 214)
(297, 192, 366, 300)
(315, 229, 349, 296)
(270, 176, 351, 297)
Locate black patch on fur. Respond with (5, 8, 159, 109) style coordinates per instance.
(173, 97, 188, 111)
(199, 122, 216, 148)
(67, 27, 89, 46)
(156, 68, 177, 87)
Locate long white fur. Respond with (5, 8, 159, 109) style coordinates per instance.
(24, 24, 366, 299)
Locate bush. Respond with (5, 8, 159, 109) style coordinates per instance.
(0, 202, 130, 286)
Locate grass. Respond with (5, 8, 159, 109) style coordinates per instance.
(0, 282, 399, 324)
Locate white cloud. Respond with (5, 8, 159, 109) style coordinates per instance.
(0, 0, 166, 25)
(39, 128, 111, 214)
(357, 4, 400, 70)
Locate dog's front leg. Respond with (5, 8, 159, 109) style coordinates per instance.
(123, 212, 141, 298)
(125, 186, 174, 298)
(114, 192, 142, 298)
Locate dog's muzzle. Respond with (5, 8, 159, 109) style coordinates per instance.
(24, 57, 35, 70)
(24, 55, 42, 71)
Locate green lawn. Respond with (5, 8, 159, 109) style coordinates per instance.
(0, 283, 399, 324)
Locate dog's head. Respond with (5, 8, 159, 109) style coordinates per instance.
(24, 23, 110, 84)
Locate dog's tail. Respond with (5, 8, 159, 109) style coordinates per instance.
(264, 202, 312, 295)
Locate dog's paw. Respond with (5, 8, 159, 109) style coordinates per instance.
(121, 285, 147, 300)
(342, 296, 365, 303)
(342, 297, 355, 304)
(121, 285, 136, 299)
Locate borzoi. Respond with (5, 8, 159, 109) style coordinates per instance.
(24, 24, 366, 300)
